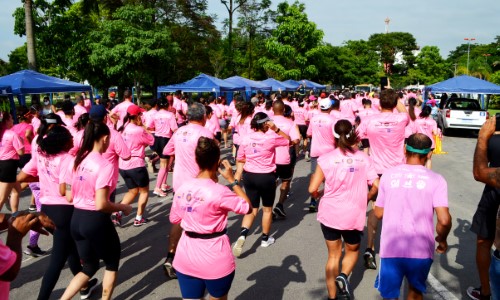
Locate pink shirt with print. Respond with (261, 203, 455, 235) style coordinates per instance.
(0, 239, 16, 299)
(170, 178, 250, 279)
(0, 130, 23, 160)
(237, 130, 289, 173)
(272, 115, 300, 165)
(163, 123, 214, 192)
(11, 123, 33, 155)
(148, 110, 178, 138)
(317, 149, 378, 231)
(119, 123, 154, 170)
(293, 106, 307, 126)
(174, 101, 188, 124)
(111, 100, 133, 128)
(377, 164, 448, 259)
(414, 117, 438, 148)
(22, 152, 74, 205)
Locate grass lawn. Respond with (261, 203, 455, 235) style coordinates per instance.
(489, 109, 500, 116)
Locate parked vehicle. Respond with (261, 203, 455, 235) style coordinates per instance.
(437, 98, 488, 135)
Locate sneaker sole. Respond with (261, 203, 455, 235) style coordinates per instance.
(335, 277, 351, 298)
(273, 207, 286, 218)
(23, 250, 39, 258)
(261, 238, 275, 248)
(153, 191, 167, 197)
(363, 254, 377, 270)
(466, 288, 482, 300)
(163, 262, 177, 279)
(80, 279, 98, 300)
(232, 238, 246, 257)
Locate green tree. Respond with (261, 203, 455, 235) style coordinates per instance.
(258, 1, 326, 80)
(412, 46, 451, 84)
(368, 32, 418, 75)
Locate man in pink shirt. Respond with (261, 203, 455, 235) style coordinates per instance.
(306, 98, 339, 212)
(356, 88, 409, 270)
(110, 90, 134, 129)
(60, 100, 76, 133)
(374, 133, 451, 300)
(73, 96, 88, 121)
(161, 102, 214, 279)
(271, 100, 300, 219)
(174, 95, 188, 127)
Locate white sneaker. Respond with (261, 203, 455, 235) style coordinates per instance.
(261, 236, 275, 248)
(232, 236, 246, 257)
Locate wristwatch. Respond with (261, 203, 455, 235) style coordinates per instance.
(228, 179, 239, 190)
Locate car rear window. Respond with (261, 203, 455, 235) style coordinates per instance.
(447, 100, 480, 110)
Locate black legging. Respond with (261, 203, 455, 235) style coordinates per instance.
(38, 204, 82, 300)
(71, 208, 121, 277)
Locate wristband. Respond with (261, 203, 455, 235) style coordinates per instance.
(228, 179, 239, 190)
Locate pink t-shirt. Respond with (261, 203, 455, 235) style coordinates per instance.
(262, 108, 274, 118)
(102, 126, 131, 190)
(405, 107, 422, 138)
(229, 115, 252, 146)
(237, 130, 289, 173)
(413, 117, 438, 148)
(83, 99, 92, 112)
(170, 178, 250, 279)
(119, 124, 154, 170)
(370, 98, 381, 111)
(357, 112, 409, 175)
(272, 115, 300, 165)
(148, 110, 177, 138)
(68, 130, 84, 156)
(205, 114, 221, 136)
(22, 152, 74, 205)
(356, 108, 379, 119)
(317, 149, 378, 231)
(0, 239, 16, 299)
(11, 122, 33, 155)
(377, 164, 448, 259)
(111, 100, 133, 128)
(61, 116, 76, 133)
(0, 130, 23, 160)
(68, 152, 114, 210)
(293, 106, 307, 126)
(174, 101, 188, 124)
(163, 123, 214, 192)
(74, 104, 87, 121)
(340, 100, 356, 120)
(307, 113, 338, 158)
(142, 109, 158, 133)
(209, 103, 223, 119)
(307, 108, 320, 122)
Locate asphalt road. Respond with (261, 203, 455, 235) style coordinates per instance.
(3, 130, 487, 299)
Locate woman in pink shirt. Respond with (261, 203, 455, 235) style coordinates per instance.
(228, 99, 254, 180)
(216, 97, 230, 148)
(405, 97, 421, 143)
(294, 97, 309, 156)
(147, 99, 178, 197)
(113, 104, 154, 227)
(61, 122, 132, 300)
(170, 137, 252, 300)
(0, 112, 24, 211)
(309, 120, 379, 300)
(414, 106, 438, 169)
(232, 112, 290, 257)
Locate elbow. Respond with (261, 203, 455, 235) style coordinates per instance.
(438, 212, 452, 228)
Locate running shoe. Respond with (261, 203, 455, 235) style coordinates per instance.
(111, 212, 122, 227)
(466, 286, 491, 300)
(163, 258, 177, 279)
(153, 188, 167, 197)
(335, 273, 351, 299)
(232, 236, 246, 257)
(161, 184, 173, 193)
(305, 151, 311, 162)
(363, 249, 377, 270)
(23, 245, 46, 257)
(309, 199, 317, 212)
(133, 218, 149, 227)
(273, 204, 287, 218)
(261, 236, 275, 248)
(80, 278, 98, 300)
(28, 205, 37, 212)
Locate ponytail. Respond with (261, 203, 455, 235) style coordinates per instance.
(117, 113, 135, 132)
(408, 98, 417, 121)
(419, 105, 431, 118)
(74, 122, 110, 170)
(334, 119, 359, 154)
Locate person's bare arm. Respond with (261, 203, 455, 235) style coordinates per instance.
(373, 206, 384, 219)
(473, 117, 500, 187)
(435, 206, 452, 253)
(368, 178, 379, 202)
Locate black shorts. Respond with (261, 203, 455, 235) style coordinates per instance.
(471, 185, 500, 240)
(276, 164, 293, 181)
(242, 171, 276, 208)
(215, 132, 222, 142)
(289, 147, 297, 167)
(361, 139, 370, 148)
(119, 167, 149, 189)
(153, 136, 170, 159)
(320, 223, 362, 244)
(298, 125, 308, 139)
(0, 159, 19, 183)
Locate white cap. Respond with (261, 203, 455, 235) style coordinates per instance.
(319, 98, 332, 110)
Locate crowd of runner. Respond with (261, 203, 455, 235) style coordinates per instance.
(0, 87, 498, 300)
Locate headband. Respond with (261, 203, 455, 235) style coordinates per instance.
(333, 128, 353, 139)
(406, 144, 431, 154)
(256, 116, 272, 124)
(46, 118, 58, 124)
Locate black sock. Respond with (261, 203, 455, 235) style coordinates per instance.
(328, 298, 337, 300)
(365, 248, 374, 255)
(262, 234, 269, 241)
(166, 252, 175, 260)
(339, 272, 348, 279)
(240, 227, 249, 237)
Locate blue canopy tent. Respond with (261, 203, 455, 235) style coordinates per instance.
(0, 85, 17, 122)
(282, 79, 300, 90)
(301, 79, 326, 90)
(157, 73, 245, 95)
(424, 75, 500, 108)
(0, 70, 92, 106)
(224, 76, 272, 100)
(261, 78, 297, 92)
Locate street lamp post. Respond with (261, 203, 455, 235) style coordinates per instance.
(464, 37, 476, 75)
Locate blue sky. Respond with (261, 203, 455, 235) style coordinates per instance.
(1, 0, 499, 62)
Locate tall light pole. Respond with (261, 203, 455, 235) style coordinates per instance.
(464, 37, 476, 75)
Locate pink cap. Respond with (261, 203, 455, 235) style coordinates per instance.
(127, 104, 145, 116)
